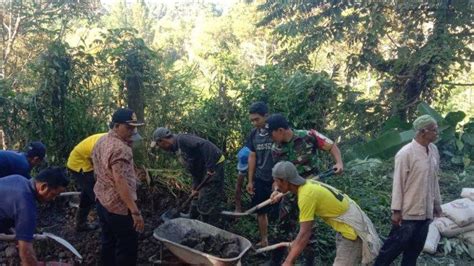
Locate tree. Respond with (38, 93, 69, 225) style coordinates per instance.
(258, 0, 473, 121)
(0, 0, 99, 79)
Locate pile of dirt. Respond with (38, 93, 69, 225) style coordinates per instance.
(0, 180, 186, 265)
(180, 229, 240, 258)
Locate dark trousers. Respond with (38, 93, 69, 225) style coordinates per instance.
(192, 163, 225, 223)
(70, 170, 96, 210)
(96, 201, 138, 266)
(374, 219, 431, 266)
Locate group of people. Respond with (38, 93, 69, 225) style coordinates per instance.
(0, 101, 443, 266)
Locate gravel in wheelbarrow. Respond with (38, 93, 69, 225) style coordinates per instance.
(153, 218, 252, 265)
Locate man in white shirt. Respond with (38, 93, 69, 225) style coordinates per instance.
(374, 114, 442, 266)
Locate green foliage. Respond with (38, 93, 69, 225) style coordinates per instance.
(258, 0, 474, 120)
(349, 102, 473, 166)
(0, 1, 472, 263)
(242, 66, 338, 130)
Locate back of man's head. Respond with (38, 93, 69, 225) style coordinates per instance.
(249, 101, 269, 116)
(266, 113, 290, 132)
(25, 141, 46, 160)
(35, 167, 69, 189)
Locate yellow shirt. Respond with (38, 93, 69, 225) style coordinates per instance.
(67, 133, 107, 172)
(298, 180, 358, 240)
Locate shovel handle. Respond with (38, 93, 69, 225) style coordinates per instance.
(312, 168, 336, 181)
(255, 242, 291, 254)
(243, 198, 273, 214)
(180, 174, 214, 209)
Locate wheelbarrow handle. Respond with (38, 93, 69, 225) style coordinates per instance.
(254, 242, 291, 254)
(0, 233, 48, 241)
(59, 191, 81, 197)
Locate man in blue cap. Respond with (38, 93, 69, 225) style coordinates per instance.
(235, 146, 250, 212)
(0, 141, 46, 179)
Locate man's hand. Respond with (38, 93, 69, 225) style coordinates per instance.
(270, 190, 284, 204)
(132, 212, 144, 233)
(434, 205, 443, 218)
(18, 240, 37, 266)
(207, 170, 215, 176)
(191, 189, 199, 197)
(246, 182, 255, 195)
(391, 210, 402, 226)
(333, 163, 344, 174)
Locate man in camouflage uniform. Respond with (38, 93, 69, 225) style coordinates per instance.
(267, 114, 344, 265)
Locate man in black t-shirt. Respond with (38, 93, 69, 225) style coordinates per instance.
(246, 102, 275, 247)
(150, 128, 225, 224)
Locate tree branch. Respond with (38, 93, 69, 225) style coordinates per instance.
(438, 82, 474, 86)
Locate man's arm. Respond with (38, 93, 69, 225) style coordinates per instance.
(283, 221, 313, 266)
(111, 162, 144, 232)
(433, 147, 442, 217)
(391, 152, 408, 225)
(246, 151, 256, 194)
(18, 240, 37, 266)
(328, 143, 344, 174)
(309, 130, 343, 174)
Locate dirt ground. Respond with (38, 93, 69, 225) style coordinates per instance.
(1, 179, 472, 265)
(0, 181, 189, 265)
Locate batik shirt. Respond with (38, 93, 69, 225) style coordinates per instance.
(272, 129, 334, 177)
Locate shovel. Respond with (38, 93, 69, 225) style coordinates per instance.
(254, 242, 291, 254)
(160, 174, 213, 222)
(0, 232, 82, 260)
(221, 168, 336, 217)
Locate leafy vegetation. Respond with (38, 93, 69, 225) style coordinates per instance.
(0, 0, 473, 264)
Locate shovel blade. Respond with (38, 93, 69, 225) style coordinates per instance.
(160, 208, 179, 222)
(42, 232, 82, 260)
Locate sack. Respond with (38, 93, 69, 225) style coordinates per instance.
(423, 222, 440, 254)
(441, 198, 474, 227)
(434, 217, 474, 237)
(461, 188, 474, 201)
(459, 231, 474, 259)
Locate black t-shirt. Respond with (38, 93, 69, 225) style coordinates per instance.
(247, 128, 274, 182)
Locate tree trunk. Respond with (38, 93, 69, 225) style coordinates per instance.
(126, 75, 144, 123)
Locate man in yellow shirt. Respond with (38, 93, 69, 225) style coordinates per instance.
(67, 133, 107, 232)
(271, 161, 381, 266)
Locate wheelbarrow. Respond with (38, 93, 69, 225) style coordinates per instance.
(153, 218, 291, 265)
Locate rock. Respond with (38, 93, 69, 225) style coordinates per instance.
(5, 246, 17, 257)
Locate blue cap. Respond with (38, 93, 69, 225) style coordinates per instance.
(237, 146, 250, 171)
(26, 141, 46, 160)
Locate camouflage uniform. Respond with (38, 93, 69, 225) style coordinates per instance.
(271, 129, 334, 265)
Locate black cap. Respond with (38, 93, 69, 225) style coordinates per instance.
(26, 141, 46, 160)
(35, 167, 70, 188)
(266, 113, 289, 132)
(111, 108, 144, 127)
